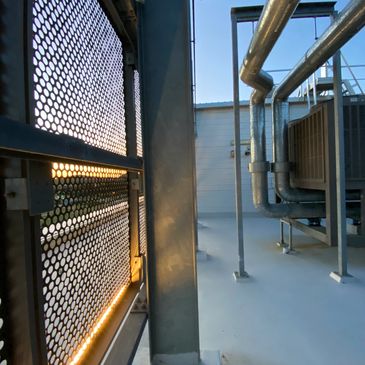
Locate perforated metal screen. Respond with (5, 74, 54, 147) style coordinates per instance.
(40, 163, 130, 365)
(134, 70, 143, 157)
(32, 0, 127, 155)
(138, 195, 147, 255)
(31, 1, 144, 363)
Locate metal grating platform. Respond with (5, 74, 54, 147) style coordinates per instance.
(32, 0, 127, 155)
(40, 163, 130, 365)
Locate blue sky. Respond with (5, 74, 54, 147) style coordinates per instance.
(194, 0, 365, 103)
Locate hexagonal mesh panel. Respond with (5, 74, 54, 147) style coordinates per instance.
(40, 163, 130, 365)
(138, 195, 147, 255)
(134, 70, 143, 157)
(32, 0, 127, 155)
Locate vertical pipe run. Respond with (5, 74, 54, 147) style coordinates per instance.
(312, 73, 317, 105)
(306, 79, 311, 111)
(231, 14, 248, 279)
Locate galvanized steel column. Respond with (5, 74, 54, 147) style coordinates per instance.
(139, 1, 200, 364)
(0, 1, 48, 364)
(231, 13, 248, 279)
(331, 50, 348, 278)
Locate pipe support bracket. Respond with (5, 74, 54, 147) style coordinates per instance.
(249, 161, 270, 173)
(271, 162, 291, 173)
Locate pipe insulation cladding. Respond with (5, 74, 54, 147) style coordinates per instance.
(274, 0, 365, 100)
(240, 0, 365, 218)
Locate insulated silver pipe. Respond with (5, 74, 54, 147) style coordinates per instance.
(239, 0, 300, 104)
(250, 102, 360, 218)
(241, 0, 324, 218)
(275, 0, 365, 100)
(272, 100, 326, 202)
(241, 0, 326, 218)
(272, 101, 360, 202)
(250, 102, 326, 218)
(272, 0, 365, 202)
(242, 0, 364, 218)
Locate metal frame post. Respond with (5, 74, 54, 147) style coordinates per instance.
(278, 219, 294, 254)
(0, 1, 47, 363)
(312, 72, 318, 105)
(325, 104, 339, 248)
(140, 1, 200, 363)
(124, 49, 143, 283)
(231, 13, 248, 280)
(330, 48, 349, 282)
(360, 190, 365, 236)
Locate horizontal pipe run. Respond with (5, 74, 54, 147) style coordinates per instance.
(240, 0, 300, 103)
(275, 0, 365, 100)
(241, 0, 364, 218)
(0, 117, 143, 172)
(272, 0, 365, 202)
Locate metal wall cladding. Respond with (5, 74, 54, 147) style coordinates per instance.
(32, 0, 127, 155)
(288, 96, 365, 190)
(40, 163, 130, 365)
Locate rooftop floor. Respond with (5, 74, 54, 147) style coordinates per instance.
(134, 215, 365, 365)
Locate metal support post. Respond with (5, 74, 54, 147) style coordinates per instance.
(279, 220, 284, 247)
(0, 1, 47, 363)
(140, 1, 200, 364)
(278, 219, 294, 254)
(325, 125, 338, 249)
(306, 78, 311, 111)
(360, 190, 365, 236)
(231, 14, 248, 281)
(330, 49, 349, 282)
(312, 72, 317, 105)
(124, 49, 142, 283)
(288, 223, 293, 252)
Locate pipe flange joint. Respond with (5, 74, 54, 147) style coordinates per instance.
(271, 162, 290, 173)
(249, 161, 270, 173)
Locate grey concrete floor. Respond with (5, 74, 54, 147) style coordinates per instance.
(134, 215, 365, 365)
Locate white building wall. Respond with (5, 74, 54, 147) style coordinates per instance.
(195, 100, 309, 215)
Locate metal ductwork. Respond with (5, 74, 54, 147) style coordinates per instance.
(272, 0, 365, 203)
(241, 0, 365, 218)
(239, 0, 300, 104)
(274, 0, 365, 100)
(250, 102, 326, 218)
(241, 0, 323, 218)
